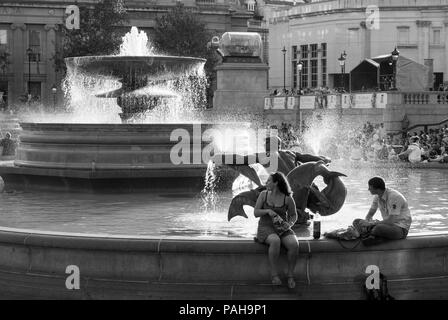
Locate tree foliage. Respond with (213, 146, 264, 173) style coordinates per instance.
(54, 0, 128, 72)
(0, 51, 10, 74)
(152, 4, 210, 58)
(152, 4, 220, 106)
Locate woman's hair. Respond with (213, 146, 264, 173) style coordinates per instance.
(270, 172, 292, 196)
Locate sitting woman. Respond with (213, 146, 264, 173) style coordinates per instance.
(254, 172, 299, 289)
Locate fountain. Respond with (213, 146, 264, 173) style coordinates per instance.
(0, 27, 218, 193)
(0, 29, 448, 300)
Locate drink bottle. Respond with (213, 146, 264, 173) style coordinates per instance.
(313, 211, 321, 240)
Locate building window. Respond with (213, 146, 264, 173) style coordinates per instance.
(292, 45, 298, 60)
(0, 29, 7, 45)
(28, 30, 41, 62)
(310, 44, 318, 58)
(295, 43, 327, 89)
(348, 28, 359, 46)
(321, 59, 327, 87)
(292, 46, 299, 89)
(301, 60, 308, 88)
(311, 60, 318, 88)
(293, 61, 297, 89)
(0, 29, 7, 53)
(321, 43, 326, 58)
(397, 27, 410, 45)
(301, 45, 308, 59)
(246, 0, 255, 12)
(28, 81, 41, 101)
(433, 29, 441, 45)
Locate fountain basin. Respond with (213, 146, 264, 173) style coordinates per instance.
(0, 227, 447, 299)
(0, 122, 218, 192)
(65, 56, 206, 81)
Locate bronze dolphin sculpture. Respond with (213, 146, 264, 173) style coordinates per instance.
(227, 161, 347, 222)
(286, 161, 347, 217)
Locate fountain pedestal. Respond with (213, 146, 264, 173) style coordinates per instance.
(211, 32, 269, 117)
(213, 62, 270, 115)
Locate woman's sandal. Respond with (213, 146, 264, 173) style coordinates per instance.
(287, 276, 296, 289)
(271, 275, 282, 286)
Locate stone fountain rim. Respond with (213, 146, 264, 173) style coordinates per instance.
(0, 225, 445, 252)
(18, 122, 251, 129)
(64, 55, 207, 63)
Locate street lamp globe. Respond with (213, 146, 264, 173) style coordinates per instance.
(338, 53, 346, 66)
(51, 85, 57, 94)
(297, 60, 303, 71)
(391, 47, 400, 61)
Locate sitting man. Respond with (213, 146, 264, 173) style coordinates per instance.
(398, 136, 421, 163)
(356, 176, 412, 246)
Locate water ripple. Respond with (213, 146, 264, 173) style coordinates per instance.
(0, 167, 448, 237)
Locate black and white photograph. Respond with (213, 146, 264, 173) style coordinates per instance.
(0, 0, 448, 306)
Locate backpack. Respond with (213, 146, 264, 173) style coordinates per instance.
(324, 226, 360, 241)
(364, 273, 395, 300)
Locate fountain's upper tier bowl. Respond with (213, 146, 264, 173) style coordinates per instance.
(65, 56, 206, 80)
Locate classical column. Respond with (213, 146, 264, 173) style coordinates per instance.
(10, 23, 26, 104)
(360, 21, 371, 59)
(416, 20, 431, 63)
(44, 24, 58, 104)
(424, 59, 434, 90)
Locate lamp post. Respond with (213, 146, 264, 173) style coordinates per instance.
(342, 51, 347, 90)
(338, 52, 346, 92)
(297, 60, 303, 92)
(282, 46, 287, 92)
(26, 48, 33, 100)
(51, 84, 57, 111)
(391, 47, 400, 91)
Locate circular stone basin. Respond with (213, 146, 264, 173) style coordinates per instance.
(65, 56, 206, 81)
(14, 122, 212, 171)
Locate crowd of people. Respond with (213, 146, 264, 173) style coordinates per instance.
(399, 126, 448, 163)
(269, 87, 341, 97)
(267, 120, 448, 164)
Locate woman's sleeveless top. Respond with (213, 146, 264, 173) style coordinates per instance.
(259, 191, 289, 226)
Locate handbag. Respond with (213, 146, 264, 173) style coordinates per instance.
(271, 214, 291, 235)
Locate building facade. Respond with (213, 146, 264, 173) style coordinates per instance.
(267, 0, 448, 91)
(0, 0, 254, 107)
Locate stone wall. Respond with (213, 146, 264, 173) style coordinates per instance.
(0, 227, 448, 299)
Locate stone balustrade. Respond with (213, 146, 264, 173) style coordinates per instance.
(264, 91, 448, 110)
(263, 91, 448, 133)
